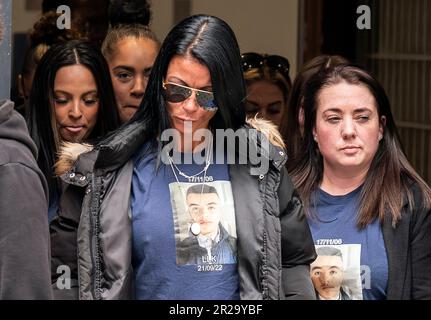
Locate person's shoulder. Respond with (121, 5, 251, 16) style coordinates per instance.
(177, 236, 199, 265)
(401, 179, 430, 211)
(340, 287, 351, 300)
(397, 180, 431, 234)
(0, 157, 48, 206)
(133, 140, 158, 169)
(0, 101, 42, 169)
(0, 137, 36, 168)
(179, 235, 197, 247)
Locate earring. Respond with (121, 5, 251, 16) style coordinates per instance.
(313, 135, 318, 142)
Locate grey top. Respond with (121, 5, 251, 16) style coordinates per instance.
(0, 100, 52, 299)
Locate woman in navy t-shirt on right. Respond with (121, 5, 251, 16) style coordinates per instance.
(290, 63, 431, 300)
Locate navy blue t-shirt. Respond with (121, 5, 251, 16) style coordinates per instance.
(131, 145, 239, 299)
(308, 186, 388, 300)
(48, 195, 59, 223)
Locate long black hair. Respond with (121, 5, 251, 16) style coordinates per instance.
(28, 40, 120, 201)
(129, 14, 247, 141)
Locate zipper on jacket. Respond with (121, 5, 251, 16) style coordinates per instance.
(262, 231, 269, 299)
(258, 174, 270, 299)
(89, 173, 103, 299)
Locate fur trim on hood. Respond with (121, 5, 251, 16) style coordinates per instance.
(55, 142, 93, 176)
(246, 116, 285, 149)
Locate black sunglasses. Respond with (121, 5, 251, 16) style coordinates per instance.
(241, 52, 290, 80)
(162, 81, 218, 111)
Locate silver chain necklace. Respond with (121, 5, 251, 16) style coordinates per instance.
(167, 140, 213, 236)
(167, 139, 213, 182)
(168, 157, 211, 180)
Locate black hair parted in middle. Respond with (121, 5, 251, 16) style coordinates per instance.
(28, 40, 120, 201)
(129, 14, 247, 141)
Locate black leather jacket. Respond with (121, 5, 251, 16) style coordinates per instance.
(382, 183, 431, 299)
(51, 119, 317, 299)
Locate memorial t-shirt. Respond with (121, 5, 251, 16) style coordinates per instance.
(308, 186, 388, 300)
(131, 145, 239, 299)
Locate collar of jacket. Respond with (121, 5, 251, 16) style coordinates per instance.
(57, 117, 288, 183)
(229, 124, 287, 173)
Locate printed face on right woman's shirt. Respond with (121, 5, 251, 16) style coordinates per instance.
(310, 254, 345, 300)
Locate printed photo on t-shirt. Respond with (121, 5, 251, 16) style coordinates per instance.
(311, 244, 363, 300)
(169, 181, 237, 269)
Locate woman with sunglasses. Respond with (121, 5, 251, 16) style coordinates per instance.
(242, 52, 292, 128)
(53, 14, 316, 300)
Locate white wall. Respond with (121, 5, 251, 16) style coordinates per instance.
(150, 0, 174, 42)
(150, 0, 299, 77)
(12, 0, 41, 34)
(11, 0, 300, 76)
(11, 0, 174, 38)
(190, 0, 299, 77)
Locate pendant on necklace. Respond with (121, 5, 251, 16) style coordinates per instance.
(190, 222, 201, 236)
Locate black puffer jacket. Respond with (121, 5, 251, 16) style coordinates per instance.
(51, 119, 317, 300)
